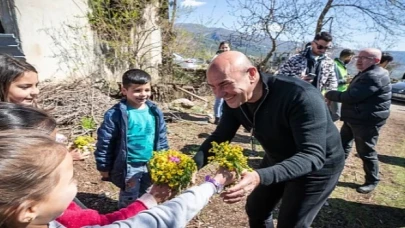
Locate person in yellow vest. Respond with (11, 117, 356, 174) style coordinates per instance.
(334, 49, 355, 92)
(329, 49, 355, 122)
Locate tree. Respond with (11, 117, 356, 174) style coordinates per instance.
(88, 0, 164, 78)
(227, 0, 405, 69)
(315, 0, 405, 49)
(226, 0, 320, 71)
(160, 0, 176, 78)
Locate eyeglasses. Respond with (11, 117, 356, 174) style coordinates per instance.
(313, 41, 332, 50)
(353, 56, 375, 61)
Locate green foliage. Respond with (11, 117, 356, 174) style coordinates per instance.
(173, 28, 214, 60)
(172, 68, 207, 85)
(81, 116, 97, 130)
(87, 0, 155, 71)
(88, 0, 147, 38)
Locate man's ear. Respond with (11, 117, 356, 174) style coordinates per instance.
(247, 67, 258, 83)
(16, 201, 38, 224)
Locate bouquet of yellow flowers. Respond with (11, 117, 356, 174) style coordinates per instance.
(208, 141, 252, 176)
(148, 150, 197, 191)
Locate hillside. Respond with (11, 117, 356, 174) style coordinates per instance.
(175, 23, 300, 57)
(175, 23, 405, 78)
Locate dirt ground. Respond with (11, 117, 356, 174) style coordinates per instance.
(73, 100, 405, 228)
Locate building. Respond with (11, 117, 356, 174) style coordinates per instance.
(0, 0, 163, 81)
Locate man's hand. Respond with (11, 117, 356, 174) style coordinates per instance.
(99, 171, 109, 181)
(301, 75, 314, 83)
(220, 170, 260, 204)
(325, 97, 331, 106)
(149, 184, 176, 204)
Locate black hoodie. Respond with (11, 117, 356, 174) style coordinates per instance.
(194, 73, 344, 185)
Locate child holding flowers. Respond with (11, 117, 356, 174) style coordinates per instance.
(0, 102, 173, 227)
(0, 130, 235, 228)
(95, 69, 169, 208)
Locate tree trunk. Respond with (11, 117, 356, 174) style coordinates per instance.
(315, 0, 334, 34)
(259, 37, 277, 71)
(160, 0, 176, 81)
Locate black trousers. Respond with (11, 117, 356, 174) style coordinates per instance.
(340, 122, 382, 184)
(246, 155, 343, 228)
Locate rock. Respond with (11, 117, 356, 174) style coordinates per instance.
(171, 98, 195, 108)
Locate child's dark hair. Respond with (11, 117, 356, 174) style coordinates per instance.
(122, 69, 151, 88)
(0, 130, 67, 227)
(0, 54, 37, 101)
(0, 102, 56, 134)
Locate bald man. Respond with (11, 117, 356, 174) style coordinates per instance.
(325, 48, 391, 194)
(193, 51, 344, 227)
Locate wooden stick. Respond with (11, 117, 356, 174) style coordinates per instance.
(175, 86, 208, 102)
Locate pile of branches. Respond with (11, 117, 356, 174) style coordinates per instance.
(37, 78, 118, 137)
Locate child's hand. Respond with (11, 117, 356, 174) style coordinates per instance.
(215, 167, 237, 186)
(99, 171, 110, 181)
(149, 184, 176, 203)
(70, 148, 90, 161)
(191, 171, 197, 184)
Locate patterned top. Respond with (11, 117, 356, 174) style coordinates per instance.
(277, 47, 337, 92)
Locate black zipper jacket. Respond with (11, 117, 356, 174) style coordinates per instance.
(325, 64, 391, 126)
(194, 73, 344, 185)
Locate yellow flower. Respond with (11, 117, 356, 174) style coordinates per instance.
(148, 149, 197, 191)
(208, 141, 252, 176)
(73, 135, 95, 151)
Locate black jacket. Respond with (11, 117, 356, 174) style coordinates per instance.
(325, 65, 391, 125)
(194, 73, 344, 186)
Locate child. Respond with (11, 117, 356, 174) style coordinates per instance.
(95, 69, 169, 208)
(0, 54, 39, 106)
(0, 130, 234, 228)
(0, 102, 170, 228)
(0, 54, 88, 161)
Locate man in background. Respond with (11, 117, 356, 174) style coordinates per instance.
(330, 49, 355, 121)
(379, 52, 394, 69)
(325, 48, 391, 194)
(278, 31, 337, 93)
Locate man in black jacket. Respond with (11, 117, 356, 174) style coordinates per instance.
(325, 48, 391, 194)
(193, 51, 344, 227)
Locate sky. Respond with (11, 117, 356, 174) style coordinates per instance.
(176, 0, 405, 51)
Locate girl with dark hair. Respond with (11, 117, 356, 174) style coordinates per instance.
(0, 54, 39, 106)
(0, 54, 89, 160)
(0, 102, 88, 159)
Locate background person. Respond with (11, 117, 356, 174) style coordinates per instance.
(325, 48, 391, 194)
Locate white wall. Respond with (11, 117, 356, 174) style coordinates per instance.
(11, 0, 163, 82)
(139, 3, 162, 82)
(14, 0, 96, 81)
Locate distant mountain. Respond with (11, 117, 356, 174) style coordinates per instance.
(175, 23, 405, 78)
(175, 23, 300, 57)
